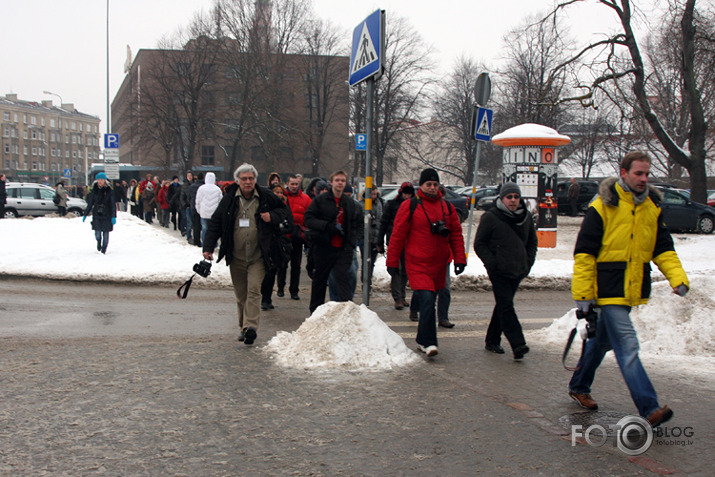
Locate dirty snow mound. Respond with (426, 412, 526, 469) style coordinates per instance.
(529, 276, 715, 358)
(264, 301, 420, 370)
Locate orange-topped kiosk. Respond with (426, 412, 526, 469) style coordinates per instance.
(491, 124, 571, 248)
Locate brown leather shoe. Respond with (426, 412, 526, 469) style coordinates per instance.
(647, 406, 673, 428)
(568, 391, 598, 410)
(401, 299, 409, 307)
(394, 300, 404, 310)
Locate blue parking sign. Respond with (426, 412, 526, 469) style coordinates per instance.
(356, 134, 367, 151)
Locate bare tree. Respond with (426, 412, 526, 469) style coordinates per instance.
(137, 12, 221, 174)
(496, 13, 572, 130)
(547, 0, 713, 202)
(298, 19, 350, 176)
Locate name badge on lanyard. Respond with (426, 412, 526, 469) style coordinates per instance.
(239, 218, 250, 228)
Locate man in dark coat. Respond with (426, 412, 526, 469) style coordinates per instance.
(189, 173, 204, 246)
(180, 171, 194, 239)
(202, 163, 290, 345)
(567, 178, 581, 216)
(304, 170, 363, 313)
(474, 182, 537, 360)
(83, 172, 116, 254)
(0, 173, 7, 219)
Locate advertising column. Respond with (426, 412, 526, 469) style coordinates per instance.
(492, 124, 570, 248)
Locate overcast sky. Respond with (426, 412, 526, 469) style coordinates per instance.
(1, 0, 621, 135)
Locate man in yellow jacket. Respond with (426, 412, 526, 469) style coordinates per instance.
(567, 151, 689, 428)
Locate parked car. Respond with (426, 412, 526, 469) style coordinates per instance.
(657, 187, 715, 234)
(4, 182, 87, 218)
(708, 192, 715, 208)
(476, 193, 499, 211)
(381, 186, 470, 222)
(556, 180, 599, 215)
(454, 185, 500, 201)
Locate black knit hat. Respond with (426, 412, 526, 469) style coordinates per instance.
(419, 168, 440, 185)
(499, 182, 522, 199)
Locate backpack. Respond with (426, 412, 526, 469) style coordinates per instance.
(407, 195, 453, 223)
(53, 193, 60, 205)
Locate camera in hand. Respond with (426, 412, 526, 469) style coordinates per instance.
(193, 259, 212, 278)
(430, 220, 449, 237)
(576, 307, 598, 339)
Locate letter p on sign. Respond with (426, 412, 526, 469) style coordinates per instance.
(104, 133, 119, 149)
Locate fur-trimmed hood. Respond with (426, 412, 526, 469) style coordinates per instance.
(597, 177, 662, 207)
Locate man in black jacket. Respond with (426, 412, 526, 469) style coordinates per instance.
(0, 173, 7, 219)
(304, 170, 363, 313)
(202, 163, 290, 345)
(474, 182, 537, 360)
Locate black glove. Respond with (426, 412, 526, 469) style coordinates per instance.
(454, 263, 466, 275)
(387, 267, 399, 276)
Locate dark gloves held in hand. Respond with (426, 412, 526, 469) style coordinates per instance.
(454, 263, 466, 275)
(387, 267, 399, 276)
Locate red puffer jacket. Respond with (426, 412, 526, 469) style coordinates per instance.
(286, 189, 312, 227)
(386, 189, 466, 291)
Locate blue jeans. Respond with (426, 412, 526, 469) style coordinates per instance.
(410, 269, 451, 323)
(200, 217, 210, 246)
(184, 208, 193, 241)
(94, 230, 109, 253)
(413, 289, 438, 348)
(569, 305, 660, 418)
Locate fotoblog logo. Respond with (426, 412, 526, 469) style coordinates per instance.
(571, 415, 653, 456)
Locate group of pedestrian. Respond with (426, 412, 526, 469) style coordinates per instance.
(4, 148, 694, 428)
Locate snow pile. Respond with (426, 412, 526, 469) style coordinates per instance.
(0, 213, 230, 286)
(530, 276, 715, 358)
(264, 301, 420, 370)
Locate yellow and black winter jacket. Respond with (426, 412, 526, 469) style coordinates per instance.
(572, 178, 688, 306)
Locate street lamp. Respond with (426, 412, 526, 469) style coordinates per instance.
(43, 90, 63, 109)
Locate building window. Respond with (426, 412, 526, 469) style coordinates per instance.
(65, 151, 69, 158)
(72, 136, 77, 144)
(4, 143, 8, 153)
(23, 114, 27, 124)
(225, 65, 240, 78)
(23, 145, 28, 156)
(50, 118, 56, 128)
(32, 147, 37, 156)
(32, 161, 37, 170)
(71, 121, 76, 130)
(65, 135, 69, 144)
(32, 130, 37, 139)
(3, 127, 8, 137)
(3, 112, 9, 121)
(72, 151, 77, 158)
(13, 113, 18, 123)
(201, 146, 215, 165)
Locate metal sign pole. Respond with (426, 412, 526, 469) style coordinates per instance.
(363, 77, 374, 305)
(465, 73, 491, 260)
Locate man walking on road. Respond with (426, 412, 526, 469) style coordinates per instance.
(386, 168, 466, 357)
(202, 163, 290, 345)
(474, 182, 537, 360)
(567, 151, 689, 428)
(283, 174, 312, 300)
(304, 170, 362, 313)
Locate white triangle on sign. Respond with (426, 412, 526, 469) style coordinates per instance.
(351, 22, 379, 74)
(477, 112, 491, 137)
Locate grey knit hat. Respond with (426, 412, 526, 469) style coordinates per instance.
(499, 182, 521, 199)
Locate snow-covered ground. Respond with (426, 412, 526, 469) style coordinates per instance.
(1, 212, 713, 370)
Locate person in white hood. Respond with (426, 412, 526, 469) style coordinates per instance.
(195, 172, 223, 246)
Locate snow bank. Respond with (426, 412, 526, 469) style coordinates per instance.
(531, 276, 715, 358)
(264, 301, 420, 370)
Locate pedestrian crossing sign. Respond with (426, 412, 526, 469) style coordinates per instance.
(349, 9, 384, 86)
(474, 107, 493, 142)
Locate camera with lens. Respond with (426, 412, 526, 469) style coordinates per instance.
(430, 220, 450, 237)
(576, 307, 598, 339)
(193, 259, 212, 278)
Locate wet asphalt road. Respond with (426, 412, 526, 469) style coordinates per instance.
(0, 277, 712, 476)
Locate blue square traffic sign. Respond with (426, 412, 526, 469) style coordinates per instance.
(104, 133, 119, 149)
(349, 9, 384, 86)
(355, 134, 367, 151)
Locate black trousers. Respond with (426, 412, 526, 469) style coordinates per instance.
(279, 236, 304, 295)
(485, 274, 526, 349)
(309, 245, 354, 313)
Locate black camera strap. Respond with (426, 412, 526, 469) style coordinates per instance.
(177, 273, 197, 299)
(562, 326, 587, 371)
(562, 308, 597, 371)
